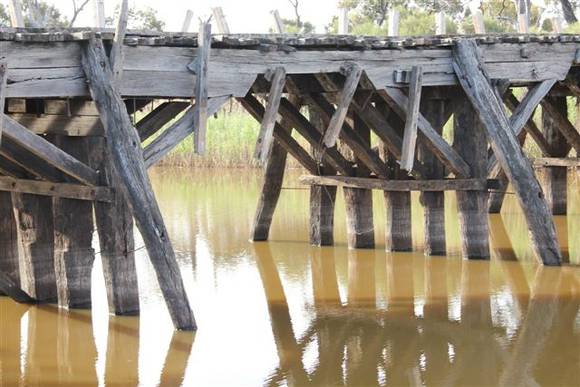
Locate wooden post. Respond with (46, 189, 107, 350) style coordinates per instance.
(271, 10, 285, 33)
(435, 11, 446, 35)
(8, 0, 25, 28)
(387, 9, 399, 37)
(309, 106, 336, 246)
(193, 22, 211, 155)
(542, 97, 570, 215)
(181, 10, 194, 33)
(470, 5, 485, 34)
(516, 0, 529, 33)
(453, 95, 490, 259)
(419, 97, 447, 256)
(0, 61, 7, 145)
(212, 7, 230, 34)
(453, 39, 561, 266)
(0, 192, 19, 297)
(376, 99, 412, 252)
(343, 113, 375, 249)
(94, 0, 105, 29)
(88, 137, 139, 315)
(251, 96, 300, 241)
(110, 0, 129, 85)
(12, 192, 57, 302)
(400, 65, 423, 172)
(254, 67, 286, 163)
(81, 37, 195, 329)
(52, 136, 95, 309)
(552, 17, 563, 33)
(338, 8, 349, 34)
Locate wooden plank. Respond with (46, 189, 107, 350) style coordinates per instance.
(137, 101, 189, 142)
(193, 22, 211, 154)
(1, 116, 99, 185)
(532, 157, 580, 167)
(308, 93, 388, 178)
(453, 39, 562, 266)
(400, 66, 423, 172)
(81, 36, 195, 330)
(181, 10, 194, 33)
(0, 271, 35, 304)
(378, 88, 471, 178)
(0, 61, 7, 145)
(255, 67, 286, 163)
(87, 137, 139, 316)
(94, 0, 105, 28)
(453, 95, 490, 259)
(271, 10, 285, 33)
(0, 191, 20, 298)
(238, 95, 318, 174)
(52, 136, 96, 309)
(540, 97, 580, 153)
(143, 96, 229, 168)
(0, 137, 64, 182)
(278, 97, 352, 175)
(322, 64, 362, 148)
(7, 113, 103, 136)
(299, 175, 491, 191)
(110, 0, 129, 84)
(0, 176, 112, 201)
(212, 7, 230, 34)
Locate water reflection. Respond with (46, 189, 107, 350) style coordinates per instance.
(0, 169, 578, 386)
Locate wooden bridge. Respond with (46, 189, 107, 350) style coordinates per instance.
(0, 24, 579, 330)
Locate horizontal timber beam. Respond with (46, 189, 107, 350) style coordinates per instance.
(532, 157, 580, 167)
(299, 175, 498, 191)
(0, 176, 112, 201)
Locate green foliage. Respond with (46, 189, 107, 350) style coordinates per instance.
(280, 18, 315, 34)
(399, 9, 457, 35)
(22, 0, 68, 28)
(0, 4, 9, 27)
(564, 21, 580, 33)
(106, 6, 165, 31)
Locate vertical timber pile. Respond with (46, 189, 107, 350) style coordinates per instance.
(81, 36, 195, 329)
(453, 39, 561, 265)
(453, 95, 490, 259)
(308, 106, 336, 246)
(0, 192, 19, 296)
(343, 113, 375, 249)
(53, 136, 95, 308)
(419, 96, 447, 255)
(542, 97, 570, 215)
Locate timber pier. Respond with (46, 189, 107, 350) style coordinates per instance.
(0, 26, 579, 330)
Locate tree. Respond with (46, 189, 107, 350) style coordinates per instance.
(106, 6, 166, 31)
(21, 0, 68, 28)
(69, 0, 91, 27)
(560, 0, 578, 23)
(0, 4, 10, 27)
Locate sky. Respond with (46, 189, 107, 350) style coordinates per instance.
(3, 0, 343, 33)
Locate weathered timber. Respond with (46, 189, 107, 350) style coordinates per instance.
(400, 65, 423, 172)
(533, 157, 580, 167)
(488, 80, 558, 176)
(278, 97, 353, 175)
(308, 93, 388, 178)
(378, 88, 471, 178)
(87, 137, 139, 316)
(0, 191, 19, 297)
(143, 96, 229, 168)
(0, 155, 29, 178)
(299, 175, 493, 191)
(137, 102, 190, 142)
(0, 137, 65, 182)
(504, 92, 553, 157)
(542, 97, 571, 215)
(238, 95, 318, 174)
(212, 7, 231, 34)
(322, 64, 362, 148)
(251, 96, 300, 241)
(110, 0, 129, 84)
(12, 192, 57, 302)
(255, 67, 286, 163)
(7, 113, 104, 137)
(342, 114, 375, 249)
(0, 61, 7, 145)
(0, 176, 112, 201)
(376, 99, 413, 252)
(181, 10, 194, 33)
(8, 0, 24, 28)
(52, 136, 95, 309)
(453, 95, 490, 259)
(453, 39, 562, 266)
(193, 22, 211, 154)
(419, 98, 447, 256)
(308, 106, 336, 246)
(540, 96, 580, 153)
(2, 116, 98, 185)
(0, 270, 35, 303)
(81, 37, 195, 329)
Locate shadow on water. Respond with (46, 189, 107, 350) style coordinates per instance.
(0, 168, 578, 386)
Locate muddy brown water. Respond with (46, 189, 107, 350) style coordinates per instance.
(1, 169, 579, 386)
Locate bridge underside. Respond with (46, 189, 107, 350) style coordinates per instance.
(0, 29, 579, 329)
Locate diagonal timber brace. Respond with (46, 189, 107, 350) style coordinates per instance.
(81, 35, 196, 330)
(453, 39, 562, 266)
